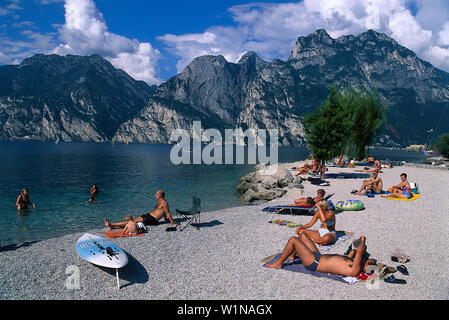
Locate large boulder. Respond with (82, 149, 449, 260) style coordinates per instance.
(273, 166, 294, 187)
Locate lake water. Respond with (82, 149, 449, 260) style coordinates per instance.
(0, 142, 424, 247)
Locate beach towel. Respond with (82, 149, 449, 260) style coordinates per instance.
(365, 191, 390, 197)
(103, 230, 145, 239)
(318, 231, 353, 252)
(385, 194, 421, 201)
(262, 205, 314, 215)
(263, 199, 335, 214)
(268, 219, 302, 228)
(262, 253, 353, 284)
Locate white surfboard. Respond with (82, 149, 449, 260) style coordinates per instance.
(76, 233, 128, 289)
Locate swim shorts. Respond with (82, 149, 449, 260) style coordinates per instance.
(305, 252, 322, 272)
(141, 213, 159, 226)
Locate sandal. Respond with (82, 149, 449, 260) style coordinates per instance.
(391, 251, 410, 263)
(383, 275, 407, 284)
(396, 265, 409, 275)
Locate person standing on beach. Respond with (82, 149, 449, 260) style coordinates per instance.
(104, 190, 178, 229)
(381, 173, 412, 199)
(266, 234, 376, 277)
(16, 188, 36, 210)
(354, 171, 383, 196)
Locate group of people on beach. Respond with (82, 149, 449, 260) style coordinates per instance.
(16, 153, 412, 280)
(266, 154, 413, 278)
(16, 184, 178, 238)
(104, 189, 178, 236)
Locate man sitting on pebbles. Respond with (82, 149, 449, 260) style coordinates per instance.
(353, 171, 383, 196)
(104, 190, 178, 232)
(266, 234, 376, 277)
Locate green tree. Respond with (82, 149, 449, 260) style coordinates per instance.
(340, 88, 387, 160)
(302, 87, 350, 178)
(436, 133, 449, 158)
(302, 86, 387, 177)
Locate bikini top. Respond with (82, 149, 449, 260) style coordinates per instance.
(320, 218, 335, 227)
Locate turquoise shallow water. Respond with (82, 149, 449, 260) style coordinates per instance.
(0, 142, 423, 247)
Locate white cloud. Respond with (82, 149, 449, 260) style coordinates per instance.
(53, 0, 161, 84)
(159, 0, 449, 74)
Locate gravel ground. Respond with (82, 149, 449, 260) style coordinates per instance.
(1, 163, 448, 300)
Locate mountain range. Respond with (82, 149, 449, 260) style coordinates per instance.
(1, 29, 449, 147)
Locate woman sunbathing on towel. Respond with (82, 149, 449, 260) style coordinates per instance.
(266, 234, 376, 277)
(381, 173, 412, 199)
(294, 200, 336, 246)
(294, 189, 325, 206)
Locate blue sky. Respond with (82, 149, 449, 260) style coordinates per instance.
(1, 0, 449, 84)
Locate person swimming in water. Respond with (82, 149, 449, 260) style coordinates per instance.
(88, 184, 99, 202)
(16, 188, 36, 210)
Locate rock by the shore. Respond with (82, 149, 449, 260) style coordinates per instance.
(237, 164, 303, 204)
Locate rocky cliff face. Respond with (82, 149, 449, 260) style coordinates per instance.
(0, 54, 155, 142)
(2, 29, 449, 146)
(114, 29, 449, 146)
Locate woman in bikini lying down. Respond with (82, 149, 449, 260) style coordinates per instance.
(266, 234, 376, 277)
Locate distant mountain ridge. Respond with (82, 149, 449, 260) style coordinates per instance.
(1, 29, 449, 146)
(0, 54, 155, 142)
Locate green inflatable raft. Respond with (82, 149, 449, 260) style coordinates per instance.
(336, 200, 365, 211)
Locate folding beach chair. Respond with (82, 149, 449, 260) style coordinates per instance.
(176, 197, 201, 231)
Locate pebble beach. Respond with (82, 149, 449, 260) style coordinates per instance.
(0, 163, 448, 300)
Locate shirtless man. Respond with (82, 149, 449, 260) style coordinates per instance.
(294, 189, 325, 206)
(354, 171, 383, 196)
(266, 234, 376, 277)
(381, 173, 412, 199)
(104, 190, 178, 230)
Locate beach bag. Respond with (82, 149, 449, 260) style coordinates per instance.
(410, 182, 420, 194)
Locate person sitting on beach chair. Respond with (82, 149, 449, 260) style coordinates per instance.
(381, 173, 412, 199)
(293, 200, 336, 246)
(354, 171, 383, 196)
(266, 234, 376, 277)
(336, 155, 345, 167)
(104, 190, 178, 230)
(295, 158, 321, 176)
(294, 189, 325, 206)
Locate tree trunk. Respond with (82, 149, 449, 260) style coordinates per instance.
(320, 160, 326, 180)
